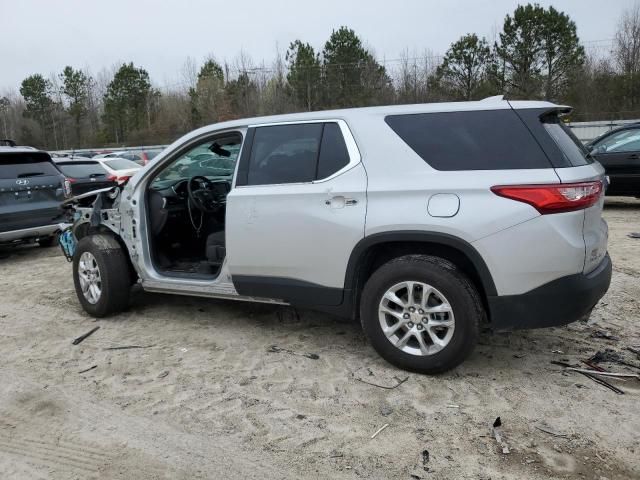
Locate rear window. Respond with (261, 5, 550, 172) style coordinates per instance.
(104, 159, 140, 170)
(542, 115, 591, 166)
(385, 110, 550, 170)
(56, 162, 108, 178)
(0, 152, 60, 179)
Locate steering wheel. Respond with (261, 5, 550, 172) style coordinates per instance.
(187, 176, 224, 213)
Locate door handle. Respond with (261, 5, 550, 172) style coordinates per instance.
(325, 196, 358, 208)
(628, 153, 639, 160)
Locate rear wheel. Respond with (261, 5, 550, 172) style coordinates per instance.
(72, 235, 131, 317)
(360, 254, 482, 374)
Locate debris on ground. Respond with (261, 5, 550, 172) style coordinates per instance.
(534, 424, 568, 438)
(568, 368, 639, 380)
(590, 349, 640, 370)
(492, 417, 510, 454)
(590, 330, 620, 341)
(267, 345, 319, 360)
(356, 375, 409, 390)
(370, 423, 389, 439)
(78, 365, 97, 374)
(553, 361, 625, 394)
(421, 449, 429, 469)
(157, 370, 170, 379)
(72, 326, 100, 345)
(627, 232, 640, 239)
(104, 345, 154, 351)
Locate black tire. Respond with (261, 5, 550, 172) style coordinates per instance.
(360, 254, 482, 374)
(38, 236, 56, 248)
(72, 234, 132, 317)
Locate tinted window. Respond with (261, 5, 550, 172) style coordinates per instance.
(247, 123, 323, 185)
(104, 158, 140, 170)
(317, 123, 350, 179)
(385, 110, 550, 170)
(542, 116, 591, 166)
(0, 152, 60, 179)
(593, 128, 640, 154)
(56, 162, 108, 178)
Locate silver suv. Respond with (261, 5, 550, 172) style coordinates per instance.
(62, 97, 612, 373)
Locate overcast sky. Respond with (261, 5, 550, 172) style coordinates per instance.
(0, 0, 634, 92)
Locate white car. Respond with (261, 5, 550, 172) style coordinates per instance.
(95, 157, 141, 183)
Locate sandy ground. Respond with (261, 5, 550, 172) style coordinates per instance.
(0, 198, 639, 480)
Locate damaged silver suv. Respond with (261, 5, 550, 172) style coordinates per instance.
(62, 97, 612, 373)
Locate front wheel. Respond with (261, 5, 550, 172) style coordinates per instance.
(72, 234, 132, 317)
(360, 255, 483, 374)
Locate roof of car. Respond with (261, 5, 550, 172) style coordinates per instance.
(161, 97, 564, 153)
(0, 146, 47, 154)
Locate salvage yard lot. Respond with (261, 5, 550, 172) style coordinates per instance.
(1, 199, 639, 480)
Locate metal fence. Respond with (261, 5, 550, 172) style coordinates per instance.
(567, 119, 639, 143)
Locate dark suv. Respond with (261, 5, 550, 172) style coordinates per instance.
(0, 143, 69, 247)
(586, 122, 640, 196)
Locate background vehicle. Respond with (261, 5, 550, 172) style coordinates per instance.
(65, 98, 611, 374)
(53, 159, 117, 195)
(95, 157, 141, 183)
(587, 122, 640, 196)
(0, 144, 68, 247)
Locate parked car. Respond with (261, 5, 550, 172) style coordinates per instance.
(119, 149, 164, 166)
(586, 122, 640, 196)
(95, 157, 141, 183)
(62, 97, 611, 373)
(0, 143, 69, 247)
(53, 159, 117, 195)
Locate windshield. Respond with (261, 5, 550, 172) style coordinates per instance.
(56, 162, 108, 178)
(151, 137, 241, 188)
(104, 158, 141, 170)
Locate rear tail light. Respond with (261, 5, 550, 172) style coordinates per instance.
(63, 178, 73, 197)
(107, 174, 129, 184)
(491, 181, 603, 214)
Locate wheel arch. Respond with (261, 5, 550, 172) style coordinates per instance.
(344, 231, 496, 317)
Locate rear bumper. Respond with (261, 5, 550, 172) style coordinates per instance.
(488, 254, 612, 331)
(0, 224, 61, 244)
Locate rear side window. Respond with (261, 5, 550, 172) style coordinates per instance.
(0, 152, 60, 179)
(542, 115, 591, 166)
(385, 110, 550, 170)
(245, 122, 351, 186)
(56, 162, 107, 178)
(317, 123, 350, 179)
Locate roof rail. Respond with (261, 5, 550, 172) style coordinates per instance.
(0, 139, 16, 147)
(479, 95, 505, 102)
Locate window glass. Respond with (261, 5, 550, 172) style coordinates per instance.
(104, 158, 141, 170)
(385, 110, 550, 170)
(247, 123, 323, 185)
(593, 129, 640, 154)
(542, 116, 591, 166)
(0, 153, 60, 179)
(151, 135, 242, 189)
(317, 123, 350, 179)
(56, 162, 108, 178)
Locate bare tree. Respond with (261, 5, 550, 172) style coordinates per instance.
(614, 2, 640, 107)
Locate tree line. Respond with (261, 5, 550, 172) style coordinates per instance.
(1, 2, 639, 150)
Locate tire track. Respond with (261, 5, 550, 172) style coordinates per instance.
(0, 433, 112, 474)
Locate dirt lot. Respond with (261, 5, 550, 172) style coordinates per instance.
(1, 198, 639, 480)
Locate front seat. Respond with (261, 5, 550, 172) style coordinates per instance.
(206, 231, 226, 263)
